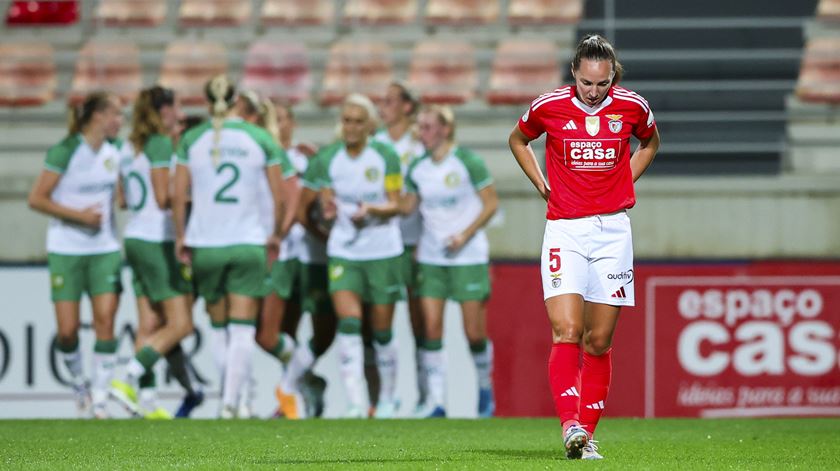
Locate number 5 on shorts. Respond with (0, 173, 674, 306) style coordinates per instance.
(548, 248, 561, 272)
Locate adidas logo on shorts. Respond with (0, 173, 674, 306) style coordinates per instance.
(611, 287, 627, 299)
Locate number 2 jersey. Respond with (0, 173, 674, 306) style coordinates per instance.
(517, 85, 657, 220)
(177, 118, 295, 248)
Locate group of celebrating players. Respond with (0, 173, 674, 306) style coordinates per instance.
(29, 33, 659, 460)
(29, 70, 498, 422)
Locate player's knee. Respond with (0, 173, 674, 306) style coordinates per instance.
(171, 316, 194, 340)
(583, 332, 613, 355)
(93, 316, 114, 336)
(552, 325, 583, 344)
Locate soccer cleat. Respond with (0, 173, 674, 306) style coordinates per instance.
(564, 425, 590, 460)
(582, 440, 603, 460)
(275, 385, 305, 420)
(92, 404, 109, 419)
(343, 406, 366, 419)
(110, 379, 140, 416)
(373, 399, 399, 419)
(219, 404, 237, 419)
(477, 387, 495, 418)
(300, 372, 327, 418)
(237, 403, 253, 419)
(144, 407, 173, 420)
(175, 391, 204, 418)
(415, 402, 446, 418)
(72, 381, 92, 417)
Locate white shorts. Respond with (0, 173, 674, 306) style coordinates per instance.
(540, 211, 635, 306)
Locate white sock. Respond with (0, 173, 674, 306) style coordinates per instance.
(472, 340, 494, 390)
(373, 339, 398, 404)
(281, 340, 315, 393)
(416, 347, 428, 406)
(92, 352, 116, 406)
(222, 323, 256, 409)
(139, 387, 157, 412)
(422, 348, 446, 408)
(61, 347, 84, 384)
(337, 333, 366, 410)
(210, 325, 228, 389)
(126, 358, 145, 384)
(277, 333, 296, 362)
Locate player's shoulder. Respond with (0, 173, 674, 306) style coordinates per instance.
(610, 85, 652, 113)
(180, 122, 212, 148)
(528, 86, 574, 111)
(369, 139, 399, 161)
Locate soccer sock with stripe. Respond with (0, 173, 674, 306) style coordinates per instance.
(421, 339, 445, 409)
(549, 342, 582, 432)
(56, 337, 84, 384)
(281, 339, 316, 394)
(373, 329, 398, 405)
(92, 339, 118, 407)
(336, 318, 366, 411)
(579, 349, 612, 438)
(222, 321, 256, 409)
(414, 336, 428, 406)
(470, 339, 493, 391)
(272, 332, 296, 364)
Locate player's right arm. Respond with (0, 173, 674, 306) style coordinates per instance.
(172, 140, 192, 264)
(28, 145, 101, 228)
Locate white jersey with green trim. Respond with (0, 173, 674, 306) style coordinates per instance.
(406, 146, 492, 266)
(43, 134, 121, 255)
(288, 146, 327, 265)
(178, 118, 295, 248)
(120, 135, 176, 242)
(310, 141, 403, 261)
(258, 146, 312, 262)
(373, 128, 425, 246)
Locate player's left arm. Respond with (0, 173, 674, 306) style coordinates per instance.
(630, 126, 660, 182)
(449, 184, 499, 252)
(356, 190, 401, 220)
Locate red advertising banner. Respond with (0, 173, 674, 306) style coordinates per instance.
(488, 262, 840, 418)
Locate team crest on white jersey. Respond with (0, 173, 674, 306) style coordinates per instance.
(364, 167, 380, 182)
(606, 114, 623, 133)
(444, 172, 460, 188)
(585, 116, 600, 136)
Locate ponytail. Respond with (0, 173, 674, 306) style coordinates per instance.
(572, 34, 624, 84)
(257, 98, 281, 146)
(204, 75, 235, 166)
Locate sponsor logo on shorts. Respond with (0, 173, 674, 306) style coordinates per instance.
(606, 269, 634, 283)
(181, 265, 193, 282)
(329, 264, 345, 281)
(51, 274, 64, 289)
(563, 139, 622, 172)
(551, 276, 562, 289)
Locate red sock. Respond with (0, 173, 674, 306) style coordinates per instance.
(548, 342, 581, 429)
(579, 349, 612, 437)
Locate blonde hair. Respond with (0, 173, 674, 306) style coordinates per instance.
(204, 75, 235, 166)
(257, 98, 280, 145)
(420, 104, 456, 142)
(129, 87, 170, 155)
(67, 91, 114, 136)
(343, 93, 380, 131)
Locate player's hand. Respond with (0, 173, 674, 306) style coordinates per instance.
(540, 186, 550, 202)
(351, 203, 369, 227)
(321, 197, 337, 222)
(175, 237, 192, 266)
(446, 232, 468, 253)
(266, 235, 281, 264)
(79, 205, 103, 228)
(297, 142, 318, 158)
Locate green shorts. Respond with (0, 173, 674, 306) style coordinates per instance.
(328, 255, 404, 305)
(125, 239, 192, 303)
(47, 251, 123, 302)
(192, 245, 267, 303)
(300, 263, 333, 316)
(417, 263, 491, 302)
(401, 246, 420, 295)
(268, 258, 301, 301)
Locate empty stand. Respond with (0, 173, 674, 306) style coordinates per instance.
(0, 42, 56, 106)
(343, 0, 418, 25)
(261, 0, 334, 26)
(179, 0, 251, 27)
(487, 39, 560, 105)
(69, 41, 142, 106)
(507, 0, 583, 25)
(408, 40, 477, 104)
(241, 41, 311, 105)
(425, 0, 499, 25)
(319, 41, 393, 106)
(6, 1, 78, 25)
(796, 37, 840, 103)
(95, 0, 167, 27)
(159, 41, 228, 106)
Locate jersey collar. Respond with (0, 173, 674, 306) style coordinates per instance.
(570, 85, 614, 115)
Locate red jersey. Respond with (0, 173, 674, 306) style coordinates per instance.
(518, 85, 656, 220)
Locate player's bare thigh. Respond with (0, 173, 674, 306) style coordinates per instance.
(545, 293, 585, 343)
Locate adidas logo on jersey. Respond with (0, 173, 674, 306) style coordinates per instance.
(562, 120, 577, 130)
(560, 386, 579, 397)
(585, 400, 605, 410)
(611, 287, 627, 299)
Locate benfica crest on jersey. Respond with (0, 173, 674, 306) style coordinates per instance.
(585, 116, 600, 136)
(606, 114, 623, 133)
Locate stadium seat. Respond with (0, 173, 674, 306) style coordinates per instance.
(796, 38, 840, 104)
(816, 0, 840, 21)
(95, 0, 167, 27)
(408, 40, 477, 104)
(0, 42, 56, 106)
(159, 41, 228, 106)
(319, 41, 393, 106)
(507, 0, 583, 25)
(179, 0, 251, 27)
(261, 0, 334, 26)
(6, 1, 78, 25)
(240, 41, 311, 105)
(343, 0, 418, 25)
(69, 41, 142, 106)
(425, 0, 499, 25)
(486, 39, 560, 105)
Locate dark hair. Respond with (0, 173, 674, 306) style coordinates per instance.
(68, 91, 115, 135)
(390, 80, 419, 116)
(571, 34, 623, 84)
(180, 115, 205, 135)
(149, 85, 175, 111)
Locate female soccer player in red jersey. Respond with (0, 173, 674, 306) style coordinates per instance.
(508, 34, 660, 460)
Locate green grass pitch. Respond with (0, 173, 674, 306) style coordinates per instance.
(2, 418, 839, 469)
